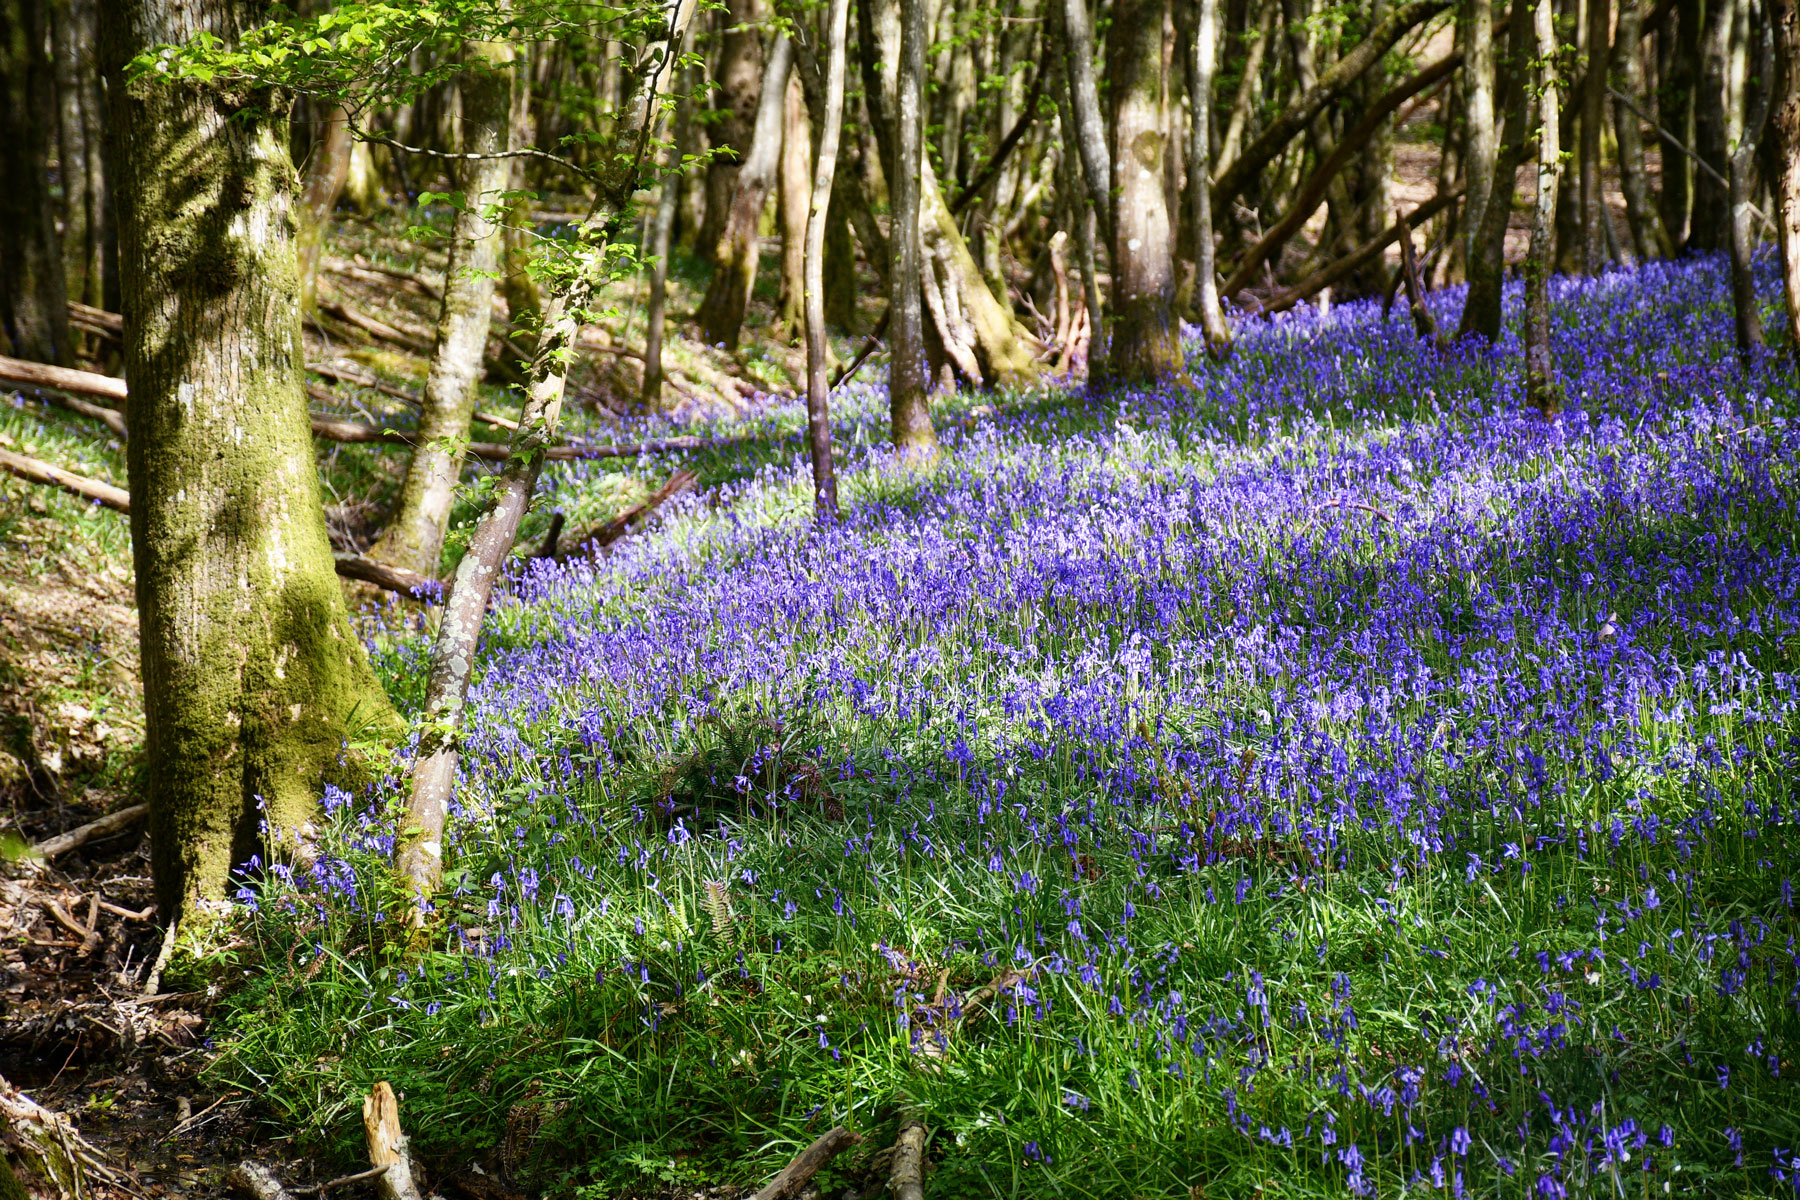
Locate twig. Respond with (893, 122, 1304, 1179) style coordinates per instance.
(831, 308, 891, 388)
(290, 1165, 392, 1197)
(332, 554, 443, 601)
(354, 126, 589, 179)
(1607, 86, 1774, 233)
(162, 1093, 234, 1142)
(1312, 499, 1395, 524)
(749, 1126, 861, 1200)
(556, 469, 698, 558)
(45, 899, 90, 941)
(32, 805, 150, 859)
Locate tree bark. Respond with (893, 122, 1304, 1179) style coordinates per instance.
(1774, 0, 1800, 371)
(699, 0, 765, 259)
(889, 0, 936, 453)
(1726, 0, 1772, 371)
(644, 68, 696, 408)
(50, 0, 106, 311)
(367, 38, 514, 580)
(1187, 0, 1233, 357)
(501, 54, 541, 328)
(1, 0, 72, 366)
(101, 0, 401, 922)
(1525, 0, 1562, 416)
(1657, 0, 1701, 247)
(397, 0, 696, 906)
(806, 0, 851, 521)
(1459, 0, 1534, 341)
(1104, 0, 1184, 384)
(1052, 22, 1107, 374)
(1464, 0, 1500, 262)
(296, 104, 353, 317)
(1580, 0, 1610, 272)
(1219, 0, 1275, 172)
(777, 72, 812, 338)
(1058, 0, 1114, 246)
(695, 35, 794, 349)
(1612, 0, 1675, 258)
(1691, 0, 1732, 249)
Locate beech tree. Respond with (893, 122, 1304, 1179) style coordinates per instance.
(101, 0, 401, 920)
(1, 0, 72, 365)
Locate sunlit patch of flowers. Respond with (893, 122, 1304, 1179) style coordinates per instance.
(233, 253, 1800, 1197)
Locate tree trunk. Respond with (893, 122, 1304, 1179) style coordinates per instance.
(296, 104, 353, 317)
(1726, 0, 1772, 371)
(695, 35, 793, 349)
(101, 0, 401, 922)
(50, 0, 105, 311)
(1464, 0, 1499, 263)
(1613, 0, 1675, 258)
(397, 0, 696, 906)
(1053, 25, 1107, 374)
(824, 163, 858, 329)
(699, 0, 764, 259)
(1, 0, 72, 365)
(1525, 0, 1562, 415)
(1459, 0, 1534, 341)
(1658, 0, 1700, 246)
(1691, 0, 1731, 249)
(776, 72, 811, 338)
(1580, 0, 1610, 272)
(502, 55, 541, 328)
(1218, 0, 1275, 173)
(1773, 0, 1800, 371)
(644, 68, 695, 408)
(1058, 0, 1114, 247)
(367, 39, 514, 580)
(889, 0, 936, 453)
(806, 0, 851, 521)
(1187, 0, 1233, 357)
(1103, 0, 1183, 384)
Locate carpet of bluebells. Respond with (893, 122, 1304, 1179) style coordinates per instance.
(225, 253, 1800, 1198)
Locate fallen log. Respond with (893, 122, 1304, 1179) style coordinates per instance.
(887, 1119, 927, 1200)
(232, 1162, 298, 1200)
(318, 299, 435, 355)
(749, 1126, 861, 1200)
(32, 803, 149, 860)
(66, 300, 124, 341)
(0, 447, 130, 512)
(0, 353, 127, 402)
(1, 1073, 126, 1200)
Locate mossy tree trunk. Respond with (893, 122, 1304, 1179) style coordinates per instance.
(101, 0, 401, 922)
(1104, 0, 1185, 385)
(698, 0, 764, 260)
(1773, 0, 1800, 371)
(295, 103, 352, 318)
(1459, 0, 1532, 341)
(1612, 0, 1674, 260)
(888, 0, 935, 453)
(368, 38, 515, 580)
(0, 0, 72, 366)
(1524, 0, 1562, 416)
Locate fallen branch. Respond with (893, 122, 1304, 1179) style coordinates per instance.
(831, 308, 890, 388)
(0, 353, 128, 402)
(233, 1162, 298, 1200)
(1, 1073, 127, 1200)
(318, 300, 435, 355)
(308, 362, 519, 432)
(887, 1119, 927, 1200)
(66, 300, 124, 339)
(332, 553, 443, 600)
(0, 447, 131, 512)
(363, 1083, 426, 1200)
(749, 1126, 861, 1200)
(555, 469, 698, 558)
(40, 389, 130, 439)
(1395, 208, 1440, 345)
(291, 1165, 393, 1197)
(1254, 186, 1464, 316)
(32, 805, 149, 860)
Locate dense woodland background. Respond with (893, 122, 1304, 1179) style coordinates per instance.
(1, 0, 1800, 1197)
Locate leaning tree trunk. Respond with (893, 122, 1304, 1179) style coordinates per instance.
(101, 0, 401, 922)
(889, 0, 936, 454)
(1612, 0, 1674, 260)
(397, 0, 695, 906)
(296, 103, 353, 317)
(367, 38, 515, 580)
(1459, 0, 1533, 341)
(0, 0, 72, 365)
(1524, 0, 1562, 416)
(1104, 0, 1183, 384)
(694, 35, 793, 349)
(1186, 0, 1233, 357)
(806, 0, 851, 520)
(1774, 0, 1800, 371)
